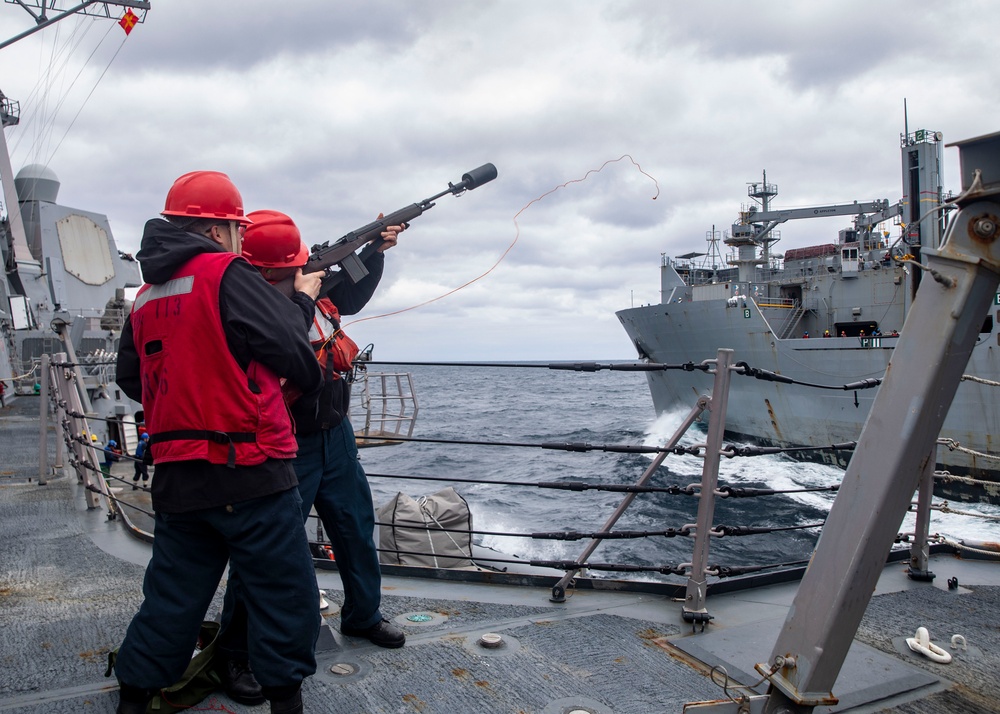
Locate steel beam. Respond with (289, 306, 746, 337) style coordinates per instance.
(755, 136, 1000, 712)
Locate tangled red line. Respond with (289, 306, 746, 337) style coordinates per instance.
(343, 154, 659, 328)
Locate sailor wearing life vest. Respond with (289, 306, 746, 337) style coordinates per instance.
(113, 171, 323, 714)
(234, 209, 406, 657)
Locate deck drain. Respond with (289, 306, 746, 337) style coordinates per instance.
(316, 656, 369, 683)
(540, 696, 613, 714)
(462, 631, 520, 658)
(478, 633, 504, 649)
(394, 611, 448, 628)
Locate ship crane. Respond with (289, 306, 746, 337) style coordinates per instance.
(745, 198, 892, 230)
(738, 198, 897, 268)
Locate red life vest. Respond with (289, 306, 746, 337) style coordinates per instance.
(308, 298, 360, 376)
(130, 252, 297, 467)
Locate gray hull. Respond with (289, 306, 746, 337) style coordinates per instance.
(617, 295, 1000, 502)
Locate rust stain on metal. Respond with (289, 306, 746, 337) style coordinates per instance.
(643, 635, 723, 678)
(636, 627, 671, 645)
(764, 399, 784, 441)
(401, 693, 427, 711)
(78, 649, 105, 663)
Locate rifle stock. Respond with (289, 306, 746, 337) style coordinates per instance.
(299, 163, 497, 297)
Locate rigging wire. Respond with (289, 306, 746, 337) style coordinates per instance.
(9, 17, 122, 172)
(11, 16, 92, 158)
(44, 26, 126, 168)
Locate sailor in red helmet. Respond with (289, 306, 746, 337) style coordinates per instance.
(233, 209, 406, 661)
(113, 171, 322, 714)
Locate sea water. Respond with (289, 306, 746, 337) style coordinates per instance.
(358, 364, 1000, 580)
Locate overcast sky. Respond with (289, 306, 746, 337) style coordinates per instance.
(2, 1, 998, 361)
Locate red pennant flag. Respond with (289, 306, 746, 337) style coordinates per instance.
(119, 9, 138, 36)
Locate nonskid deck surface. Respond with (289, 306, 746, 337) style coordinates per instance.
(2, 396, 999, 713)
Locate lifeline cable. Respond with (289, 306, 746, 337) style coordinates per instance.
(361, 359, 709, 372)
(365, 470, 834, 499)
(367, 520, 823, 542)
(343, 155, 660, 329)
(733, 361, 882, 391)
(365, 470, 699, 494)
(370, 546, 810, 579)
(723, 442, 857, 457)
(365, 433, 696, 454)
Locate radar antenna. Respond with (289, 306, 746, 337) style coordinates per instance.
(702, 224, 725, 281)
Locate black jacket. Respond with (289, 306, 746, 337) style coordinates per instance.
(291, 251, 384, 434)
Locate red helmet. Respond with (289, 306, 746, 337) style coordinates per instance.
(161, 171, 252, 225)
(241, 210, 309, 268)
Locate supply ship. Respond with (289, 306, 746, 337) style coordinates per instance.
(616, 128, 1000, 502)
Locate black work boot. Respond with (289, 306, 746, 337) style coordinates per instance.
(220, 659, 265, 705)
(341, 618, 405, 648)
(269, 689, 303, 714)
(116, 698, 148, 714)
(116, 684, 152, 714)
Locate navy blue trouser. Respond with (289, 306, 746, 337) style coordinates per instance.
(115, 488, 320, 690)
(295, 418, 383, 630)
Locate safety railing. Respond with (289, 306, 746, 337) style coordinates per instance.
(350, 369, 418, 445)
(36, 348, 1000, 627)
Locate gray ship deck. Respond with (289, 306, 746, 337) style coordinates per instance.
(2, 395, 999, 714)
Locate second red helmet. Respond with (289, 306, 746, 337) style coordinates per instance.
(241, 210, 309, 268)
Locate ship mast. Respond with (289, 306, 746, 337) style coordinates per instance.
(748, 171, 781, 264)
(702, 224, 725, 282)
(724, 171, 776, 282)
(0, 93, 32, 269)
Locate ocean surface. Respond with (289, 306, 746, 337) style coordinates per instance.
(356, 363, 1000, 582)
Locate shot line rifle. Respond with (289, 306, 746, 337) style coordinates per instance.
(301, 163, 498, 297)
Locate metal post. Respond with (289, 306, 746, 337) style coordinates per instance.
(683, 349, 734, 625)
(52, 354, 84, 483)
(756, 141, 1000, 712)
(908, 445, 936, 581)
(58, 354, 105, 511)
(53, 363, 65, 471)
(38, 354, 50, 485)
(550, 395, 710, 602)
(55, 324, 93, 414)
